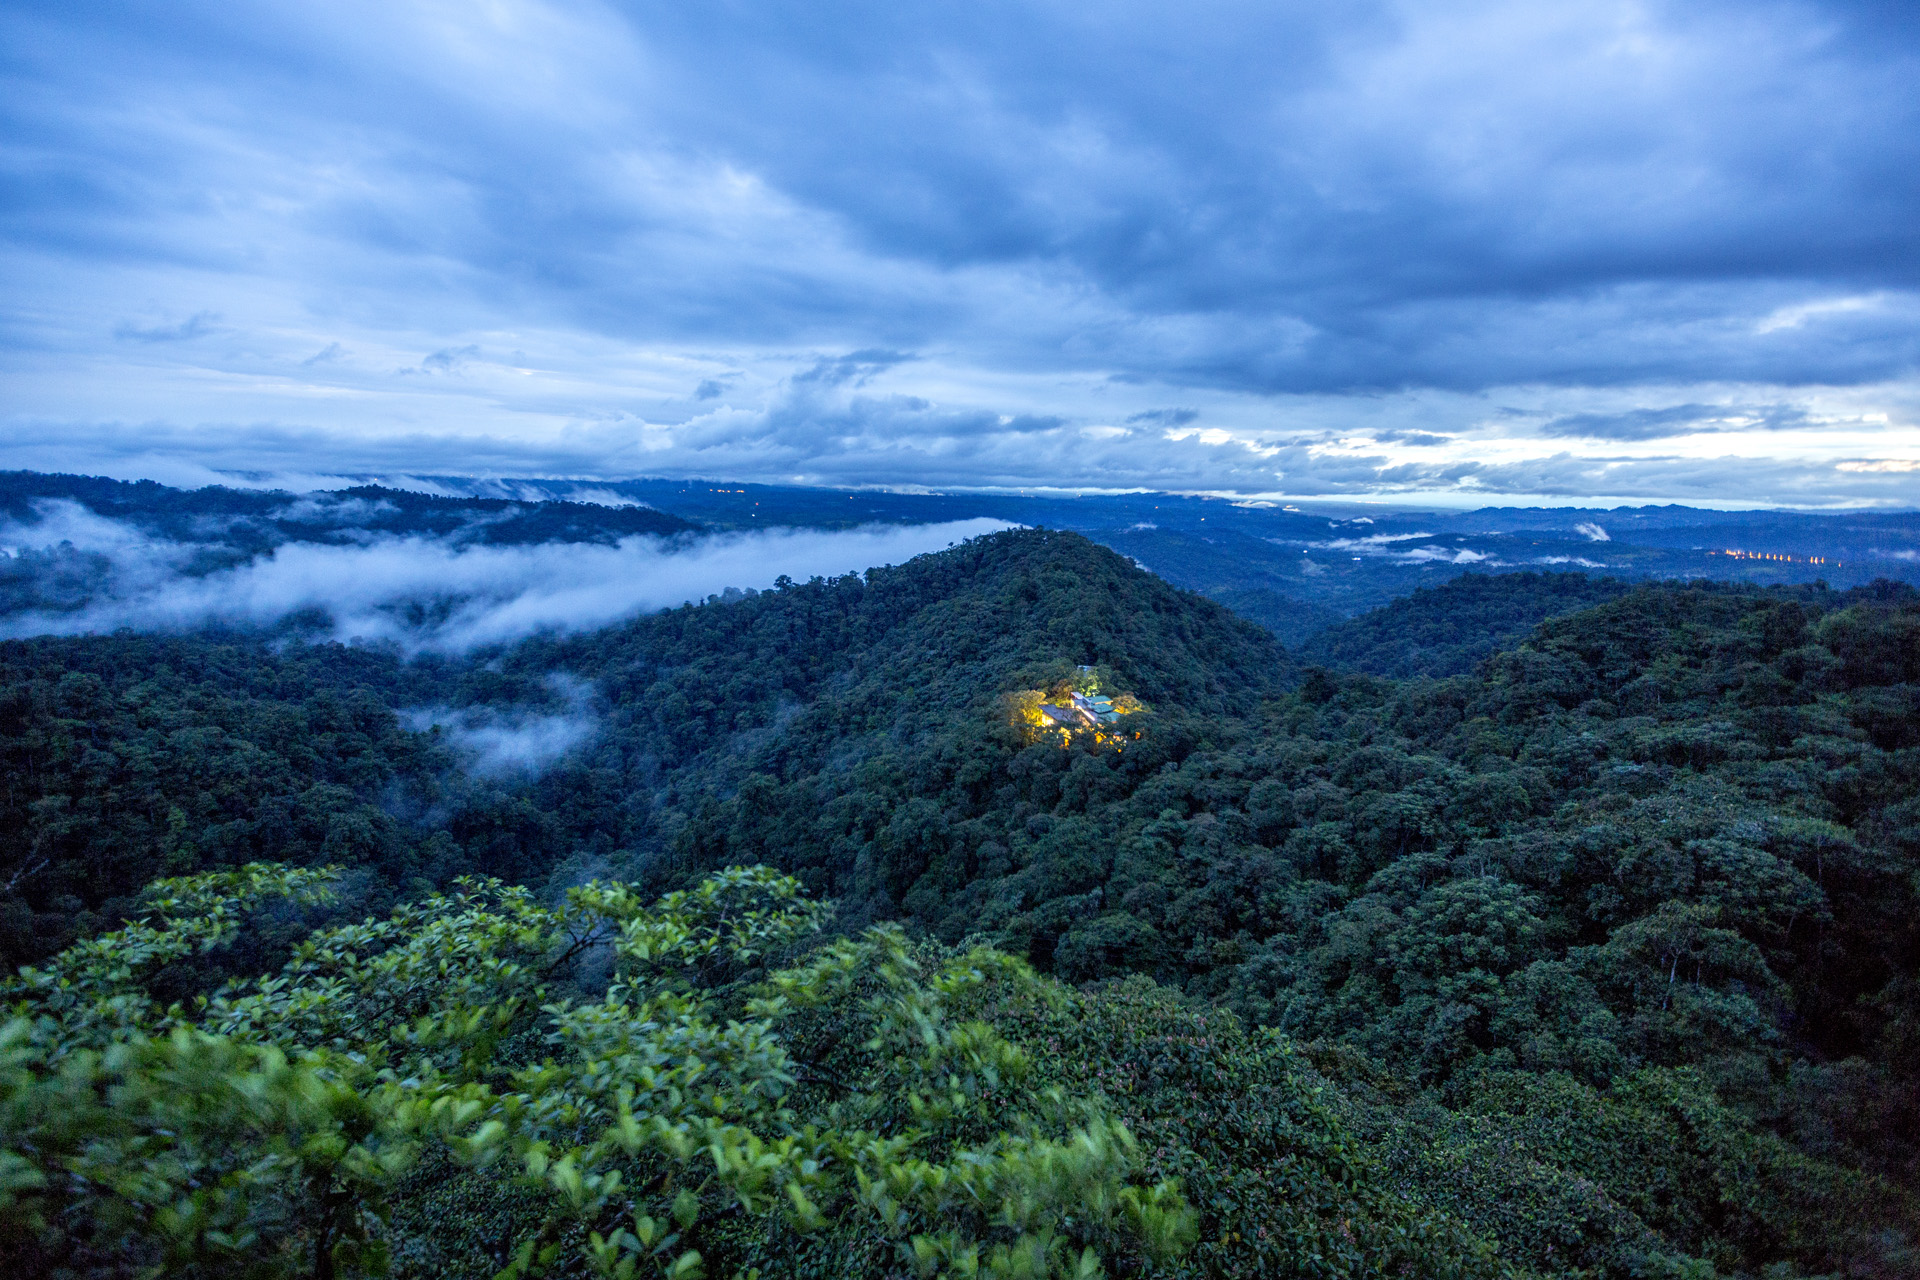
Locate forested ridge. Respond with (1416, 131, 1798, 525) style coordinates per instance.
(0, 472, 700, 621)
(3, 529, 1918, 1277)
(0, 471, 698, 547)
(1295, 571, 1636, 678)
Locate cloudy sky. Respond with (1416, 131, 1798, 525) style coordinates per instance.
(3, 0, 1918, 506)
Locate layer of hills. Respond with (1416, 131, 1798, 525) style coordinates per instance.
(415, 474, 1920, 638)
(0, 471, 700, 547)
(5, 470, 1917, 647)
(3, 518, 1918, 1276)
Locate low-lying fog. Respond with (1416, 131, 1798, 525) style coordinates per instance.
(0, 501, 1014, 651)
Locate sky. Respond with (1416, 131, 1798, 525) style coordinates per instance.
(3, 0, 1919, 507)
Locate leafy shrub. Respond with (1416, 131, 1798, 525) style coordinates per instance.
(1, 863, 1194, 1280)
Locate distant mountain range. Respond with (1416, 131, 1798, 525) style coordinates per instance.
(3, 469, 1915, 648)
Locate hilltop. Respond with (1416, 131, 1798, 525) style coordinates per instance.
(0, 529, 1287, 957)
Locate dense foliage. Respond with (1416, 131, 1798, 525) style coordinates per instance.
(3, 529, 1918, 1275)
(1295, 572, 1633, 678)
(1, 863, 1197, 1279)
(0, 635, 456, 961)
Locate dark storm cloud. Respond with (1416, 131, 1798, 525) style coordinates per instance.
(599, 0, 1920, 391)
(10, 1, 1919, 381)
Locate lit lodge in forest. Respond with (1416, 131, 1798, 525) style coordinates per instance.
(1011, 665, 1145, 749)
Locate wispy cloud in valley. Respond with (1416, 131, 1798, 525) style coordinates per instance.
(402, 675, 600, 776)
(0, 510, 1012, 651)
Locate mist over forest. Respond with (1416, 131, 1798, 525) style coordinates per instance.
(0, 473, 1012, 650)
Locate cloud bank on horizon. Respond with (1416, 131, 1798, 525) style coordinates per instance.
(2, 0, 1917, 505)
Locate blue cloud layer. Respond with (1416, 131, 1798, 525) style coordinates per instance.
(2, 0, 1917, 501)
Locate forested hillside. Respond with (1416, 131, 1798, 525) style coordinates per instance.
(4, 532, 1918, 1277)
(1296, 571, 1635, 677)
(0, 531, 1287, 962)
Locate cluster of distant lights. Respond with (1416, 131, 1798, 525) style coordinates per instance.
(702, 487, 761, 515)
(1710, 549, 1836, 565)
